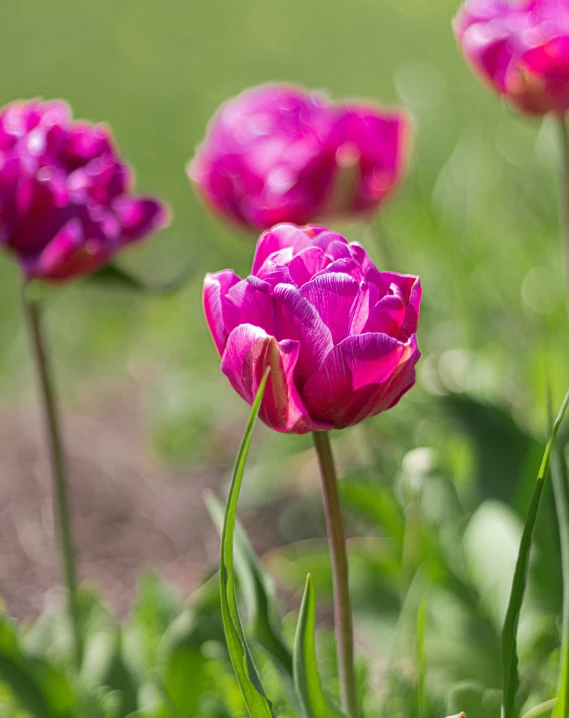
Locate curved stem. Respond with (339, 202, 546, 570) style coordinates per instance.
(556, 114, 569, 309)
(312, 431, 358, 718)
(22, 286, 82, 667)
(521, 698, 557, 718)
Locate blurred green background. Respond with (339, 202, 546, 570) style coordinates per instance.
(0, 0, 565, 449)
(0, 0, 568, 714)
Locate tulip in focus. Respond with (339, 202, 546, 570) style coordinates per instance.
(0, 99, 169, 282)
(454, 0, 569, 115)
(189, 84, 409, 231)
(203, 223, 421, 433)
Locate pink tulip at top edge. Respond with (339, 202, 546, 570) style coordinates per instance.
(189, 84, 410, 231)
(0, 99, 169, 282)
(454, 0, 569, 115)
(203, 223, 421, 434)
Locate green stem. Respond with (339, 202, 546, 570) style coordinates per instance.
(312, 431, 358, 718)
(522, 698, 557, 718)
(22, 286, 82, 667)
(556, 114, 569, 307)
(551, 443, 569, 715)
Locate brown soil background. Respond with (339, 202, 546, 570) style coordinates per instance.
(0, 383, 289, 620)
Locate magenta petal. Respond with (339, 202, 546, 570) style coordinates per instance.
(381, 273, 422, 341)
(300, 272, 361, 344)
(21, 218, 104, 282)
(221, 324, 329, 433)
(203, 270, 241, 354)
(273, 283, 334, 383)
(286, 246, 330, 287)
(252, 223, 321, 274)
(365, 272, 422, 341)
(114, 196, 169, 242)
(256, 260, 296, 288)
(301, 333, 420, 428)
(365, 295, 407, 337)
(223, 276, 275, 336)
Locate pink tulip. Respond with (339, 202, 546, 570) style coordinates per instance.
(0, 99, 169, 282)
(203, 224, 421, 433)
(188, 84, 409, 231)
(454, 0, 569, 115)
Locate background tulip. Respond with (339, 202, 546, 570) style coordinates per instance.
(203, 223, 421, 433)
(189, 84, 409, 231)
(0, 99, 169, 282)
(454, 0, 569, 115)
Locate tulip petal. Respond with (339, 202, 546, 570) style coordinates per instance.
(203, 270, 241, 354)
(223, 276, 275, 336)
(256, 259, 296, 288)
(273, 283, 334, 383)
(252, 223, 317, 274)
(114, 197, 170, 242)
(286, 246, 330, 287)
(302, 333, 420, 428)
(312, 232, 351, 260)
(362, 271, 421, 341)
(20, 218, 107, 282)
(300, 272, 361, 344)
(380, 273, 422, 341)
(221, 324, 329, 433)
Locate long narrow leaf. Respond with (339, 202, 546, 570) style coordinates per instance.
(205, 493, 294, 677)
(551, 441, 569, 718)
(502, 388, 569, 718)
(219, 368, 275, 718)
(293, 574, 347, 718)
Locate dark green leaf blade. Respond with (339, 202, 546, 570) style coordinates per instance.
(88, 263, 191, 295)
(502, 388, 569, 718)
(293, 574, 347, 718)
(219, 368, 275, 718)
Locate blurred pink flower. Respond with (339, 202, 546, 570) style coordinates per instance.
(454, 0, 569, 115)
(0, 99, 169, 282)
(189, 84, 409, 231)
(203, 223, 421, 433)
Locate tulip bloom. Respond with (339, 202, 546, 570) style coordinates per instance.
(454, 0, 569, 115)
(189, 84, 409, 231)
(0, 99, 169, 282)
(203, 224, 421, 433)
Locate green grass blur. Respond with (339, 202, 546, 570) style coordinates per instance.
(0, 0, 566, 468)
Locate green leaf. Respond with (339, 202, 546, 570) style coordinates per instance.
(441, 393, 562, 612)
(205, 493, 294, 681)
(550, 437, 569, 718)
(293, 574, 347, 718)
(448, 681, 500, 718)
(123, 572, 181, 678)
(340, 480, 405, 550)
(219, 368, 275, 718)
(416, 598, 426, 718)
(502, 387, 569, 718)
(88, 263, 191, 295)
(81, 628, 139, 717)
(0, 618, 77, 717)
(152, 574, 223, 717)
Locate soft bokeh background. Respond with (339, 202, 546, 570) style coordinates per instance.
(0, 0, 567, 706)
